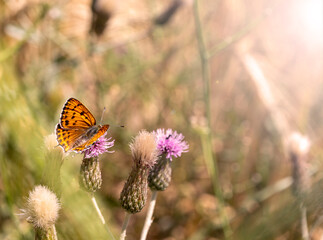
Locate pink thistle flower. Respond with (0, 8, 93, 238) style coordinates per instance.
(153, 128, 189, 161)
(83, 133, 115, 158)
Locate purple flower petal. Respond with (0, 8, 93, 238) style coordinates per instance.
(82, 133, 115, 158)
(153, 128, 189, 161)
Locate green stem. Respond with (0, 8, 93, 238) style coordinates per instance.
(193, 0, 232, 238)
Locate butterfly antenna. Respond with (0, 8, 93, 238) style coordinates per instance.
(110, 123, 125, 128)
(99, 107, 106, 125)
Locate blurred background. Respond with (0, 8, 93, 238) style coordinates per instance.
(0, 0, 323, 239)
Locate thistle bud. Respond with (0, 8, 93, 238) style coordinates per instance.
(21, 185, 60, 240)
(79, 157, 102, 192)
(79, 134, 114, 192)
(148, 154, 172, 191)
(120, 131, 158, 214)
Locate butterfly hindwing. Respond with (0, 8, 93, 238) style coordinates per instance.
(59, 98, 96, 129)
(56, 124, 87, 152)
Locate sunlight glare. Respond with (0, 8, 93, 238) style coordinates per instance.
(295, 0, 323, 42)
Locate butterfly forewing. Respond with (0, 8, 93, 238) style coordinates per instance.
(73, 124, 110, 152)
(60, 98, 96, 129)
(56, 124, 87, 152)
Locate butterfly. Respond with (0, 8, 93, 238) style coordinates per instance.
(55, 98, 110, 153)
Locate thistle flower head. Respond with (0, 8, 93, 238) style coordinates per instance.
(83, 133, 115, 159)
(154, 128, 189, 160)
(129, 130, 158, 168)
(21, 185, 60, 230)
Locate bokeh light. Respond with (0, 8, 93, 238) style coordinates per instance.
(293, 0, 323, 44)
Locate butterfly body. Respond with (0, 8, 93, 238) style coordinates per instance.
(56, 98, 109, 153)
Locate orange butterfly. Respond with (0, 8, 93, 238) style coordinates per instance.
(56, 98, 110, 153)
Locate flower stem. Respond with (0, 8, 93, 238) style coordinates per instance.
(120, 213, 131, 240)
(91, 195, 115, 240)
(193, 0, 232, 238)
(140, 191, 158, 240)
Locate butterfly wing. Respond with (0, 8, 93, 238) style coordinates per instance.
(59, 98, 96, 129)
(73, 124, 110, 152)
(56, 124, 87, 152)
